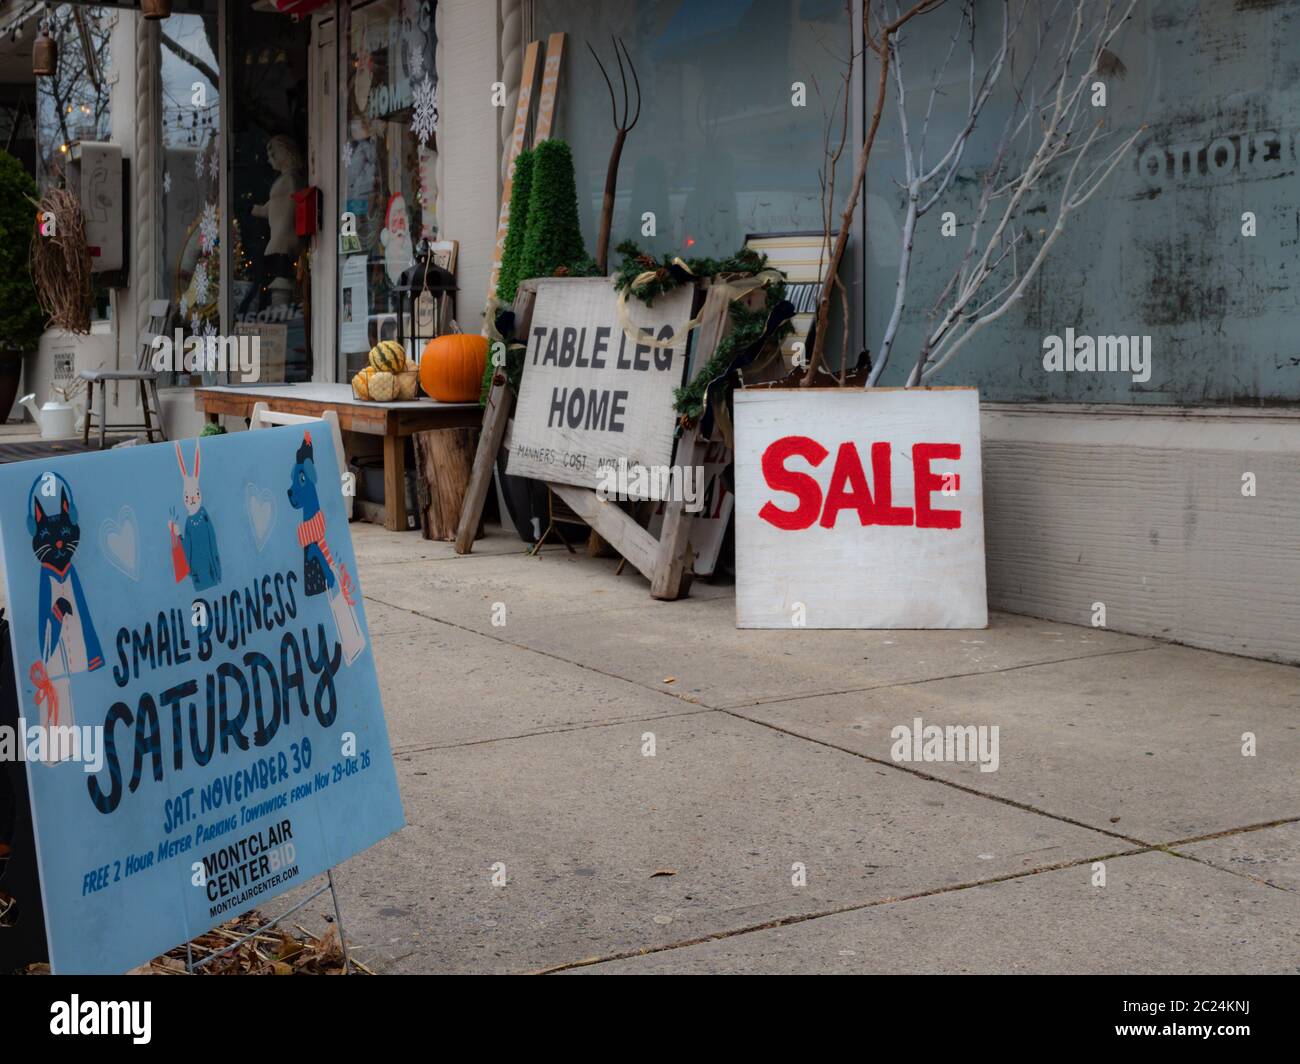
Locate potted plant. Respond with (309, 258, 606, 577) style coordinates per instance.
(0, 153, 45, 421)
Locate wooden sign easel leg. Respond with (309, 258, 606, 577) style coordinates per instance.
(453, 376, 511, 555)
(650, 422, 706, 599)
(455, 286, 536, 554)
(545, 420, 704, 601)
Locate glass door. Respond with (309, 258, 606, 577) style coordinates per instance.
(337, 0, 437, 381)
(226, 1, 314, 383)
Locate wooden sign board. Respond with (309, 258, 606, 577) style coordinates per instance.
(483, 33, 565, 312)
(734, 388, 987, 629)
(506, 278, 694, 493)
(458, 281, 735, 602)
(534, 32, 566, 142)
(484, 40, 541, 308)
(647, 435, 732, 577)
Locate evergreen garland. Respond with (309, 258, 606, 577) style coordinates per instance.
(495, 148, 535, 305)
(673, 283, 793, 422)
(613, 240, 791, 421)
(613, 239, 771, 305)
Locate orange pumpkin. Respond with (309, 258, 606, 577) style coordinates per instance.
(420, 333, 489, 402)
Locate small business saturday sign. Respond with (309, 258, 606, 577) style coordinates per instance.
(0, 423, 404, 973)
(734, 388, 987, 629)
(506, 277, 694, 492)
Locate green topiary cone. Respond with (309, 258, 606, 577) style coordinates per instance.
(495, 148, 534, 306)
(518, 140, 588, 283)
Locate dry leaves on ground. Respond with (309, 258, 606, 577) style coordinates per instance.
(22, 911, 370, 975)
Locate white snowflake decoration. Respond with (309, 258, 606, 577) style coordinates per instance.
(209, 137, 220, 180)
(192, 260, 210, 304)
(163, 171, 172, 196)
(190, 314, 202, 336)
(409, 42, 425, 79)
(341, 140, 353, 171)
(411, 76, 437, 146)
(198, 202, 219, 254)
(194, 141, 207, 181)
(178, 293, 189, 319)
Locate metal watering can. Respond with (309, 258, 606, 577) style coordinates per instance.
(20, 390, 78, 440)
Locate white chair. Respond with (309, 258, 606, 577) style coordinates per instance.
(249, 403, 351, 519)
(79, 298, 168, 447)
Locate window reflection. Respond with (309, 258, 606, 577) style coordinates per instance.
(339, 0, 437, 380)
(159, 10, 220, 385)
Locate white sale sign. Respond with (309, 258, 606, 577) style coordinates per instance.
(734, 388, 987, 629)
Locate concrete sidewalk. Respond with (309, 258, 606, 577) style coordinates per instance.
(302, 522, 1300, 974)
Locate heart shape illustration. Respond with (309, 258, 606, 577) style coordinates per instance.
(245, 483, 277, 552)
(99, 507, 139, 581)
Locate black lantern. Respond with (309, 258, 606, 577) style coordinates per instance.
(396, 240, 457, 363)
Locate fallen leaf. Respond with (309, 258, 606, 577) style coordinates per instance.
(650, 869, 678, 878)
(662, 676, 676, 684)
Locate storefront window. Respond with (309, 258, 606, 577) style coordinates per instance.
(532, 0, 850, 261)
(159, 8, 220, 386)
(32, 4, 113, 190)
(32, 4, 113, 323)
(227, 2, 313, 383)
(862, 4, 1300, 404)
(338, 0, 437, 379)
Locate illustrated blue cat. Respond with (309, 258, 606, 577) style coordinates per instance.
(28, 471, 104, 674)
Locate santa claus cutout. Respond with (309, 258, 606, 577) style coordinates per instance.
(379, 193, 415, 288)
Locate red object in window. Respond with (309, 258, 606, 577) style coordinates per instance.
(293, 186, 320, 237)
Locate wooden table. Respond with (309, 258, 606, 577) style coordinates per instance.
(195, 384, 481, 531)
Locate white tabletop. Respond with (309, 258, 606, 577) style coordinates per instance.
(196, 382, 478, 410)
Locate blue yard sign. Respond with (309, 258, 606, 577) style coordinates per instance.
(0, 422, 404, 973)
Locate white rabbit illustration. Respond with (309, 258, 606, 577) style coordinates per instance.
(170, 439, 222, 591)
(179, 441, 202, 515)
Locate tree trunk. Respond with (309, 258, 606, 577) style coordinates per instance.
(413, 428, 480, 541)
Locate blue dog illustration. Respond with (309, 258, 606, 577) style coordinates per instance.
(288, 431, 335, 597)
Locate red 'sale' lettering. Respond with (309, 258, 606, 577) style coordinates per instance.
(758, 435, 827, 530)
(913, 442, 962, 529)
(758, 436, 964, 530)
(820, 443, 874, 528)
(871, 442, 914, 526)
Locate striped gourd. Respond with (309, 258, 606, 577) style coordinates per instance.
(369, 339, 406, 373)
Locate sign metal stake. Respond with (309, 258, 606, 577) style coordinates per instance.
(185, 872, 352, 975)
